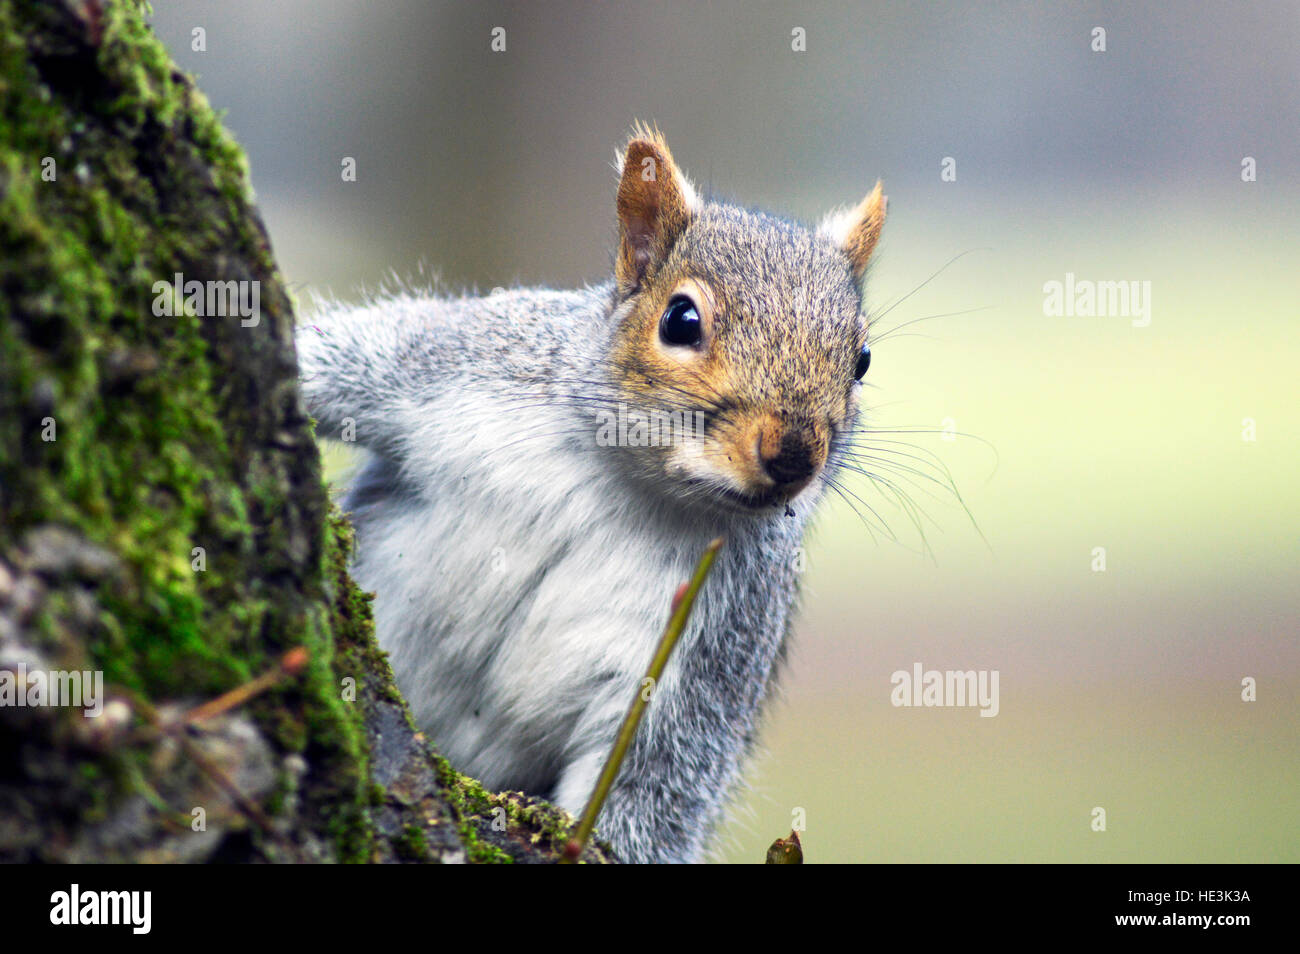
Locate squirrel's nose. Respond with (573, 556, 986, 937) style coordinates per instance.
(759, 431, 821, 490)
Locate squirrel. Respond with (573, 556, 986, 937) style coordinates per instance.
(295, 125, 886, 863)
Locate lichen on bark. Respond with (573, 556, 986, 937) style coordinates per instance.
(0, 0, 611, 864)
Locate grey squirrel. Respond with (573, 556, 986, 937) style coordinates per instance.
(295, 126, 886, 863)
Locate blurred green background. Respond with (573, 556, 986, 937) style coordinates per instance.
(150, 1, 1298, 862)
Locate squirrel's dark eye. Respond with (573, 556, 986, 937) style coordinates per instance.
(854, 345, 871, 381)
(659, 295, 702, 347)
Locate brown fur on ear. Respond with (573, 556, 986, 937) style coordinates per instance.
(615, 124, 699, 296)
(821, 180, 887, 280)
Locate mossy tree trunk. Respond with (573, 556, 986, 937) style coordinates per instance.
(0, 0, 609, 864)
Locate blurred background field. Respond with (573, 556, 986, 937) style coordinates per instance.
(150, 1, 1299, 862)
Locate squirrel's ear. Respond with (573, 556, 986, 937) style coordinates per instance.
(820, 181, 887, 280)
(614, 125, 700, 296)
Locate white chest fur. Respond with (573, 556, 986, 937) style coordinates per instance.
(347, 388, 725, 804)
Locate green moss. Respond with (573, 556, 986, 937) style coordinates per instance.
(463, 833, 515, 865)
(1, 0, 254, 697)
(392, 825, 429, 862)
(0, 0, 377, 861)
(2, 0, 599, 865)
(433, 756, 593, 863)
(440, 765, 496, 819)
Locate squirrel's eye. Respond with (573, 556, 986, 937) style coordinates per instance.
(854, 345, 871, 381)
(659, 295, 702, 347)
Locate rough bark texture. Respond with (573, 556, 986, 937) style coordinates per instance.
(0, 0, 611, 864)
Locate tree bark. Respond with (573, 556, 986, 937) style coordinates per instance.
(0, 0, 611, 864)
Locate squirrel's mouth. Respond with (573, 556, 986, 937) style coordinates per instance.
(692, 481, 785, 513)
(719, 486, 781, 509)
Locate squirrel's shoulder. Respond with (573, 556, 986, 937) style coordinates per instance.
(310, 281, 613, 345)
(301, 281, 616, 388)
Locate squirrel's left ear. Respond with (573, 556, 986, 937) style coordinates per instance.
(820, 181, 887, 280)
(614, 125, 701, 296)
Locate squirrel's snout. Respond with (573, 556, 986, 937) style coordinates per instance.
(756, 422, 826, 494)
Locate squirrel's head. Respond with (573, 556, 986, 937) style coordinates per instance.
(605, 125, 886, 516)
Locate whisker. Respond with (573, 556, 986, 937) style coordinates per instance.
(869, 247, 990, 325)
(869, 304, 995, 346)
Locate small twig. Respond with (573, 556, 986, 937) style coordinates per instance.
(124, 647, 311, 837)
(183, 646, 309, 726)
(561, 536, 725, 863)
(173, 731, 278, 832)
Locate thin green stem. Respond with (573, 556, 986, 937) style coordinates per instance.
(562, 535, 726, 863)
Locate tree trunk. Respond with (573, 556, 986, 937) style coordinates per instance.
(0, 0, 611, 864)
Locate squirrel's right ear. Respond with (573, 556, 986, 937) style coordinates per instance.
(820, 181, 887, 281)
(614, 125, 700, 296)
